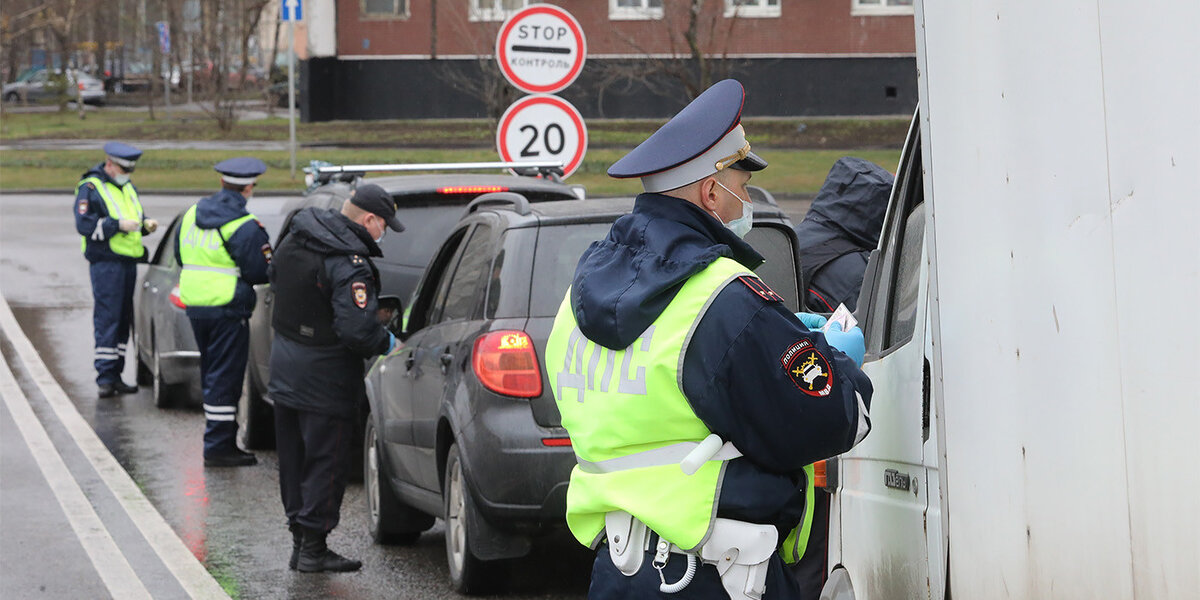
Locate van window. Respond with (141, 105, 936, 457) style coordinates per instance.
(886, 202, 924, 347)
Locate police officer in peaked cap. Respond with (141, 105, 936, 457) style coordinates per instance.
(543, 79, 874, 599)
(268, 182, 403, 573)
(175, 157, 272, 467)
(75, 142, 159, 398)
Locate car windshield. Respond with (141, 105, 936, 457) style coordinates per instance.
(528, 223, 612, 317)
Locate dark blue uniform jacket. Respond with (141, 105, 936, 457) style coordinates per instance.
(267, 208, 390, 419)
(174, 189, 271, 319)
(794, 157, 892, 312)
(74, 164, 149, 264)
(570, 193, 873, 536)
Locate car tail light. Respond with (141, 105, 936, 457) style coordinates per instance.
(438, 186, 509, 194)
(472, 330, 541, 398)
(169, 285, 187, 309)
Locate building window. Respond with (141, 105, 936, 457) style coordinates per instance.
(851, 0, 914, 17)
(470, 0, 539, 22)
(725, 0, 780, 18)
(610, 0, 663, 21)
(361, 0, 408, 19)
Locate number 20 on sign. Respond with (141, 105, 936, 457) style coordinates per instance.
(496, 95, 589, 179)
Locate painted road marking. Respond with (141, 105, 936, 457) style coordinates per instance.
(0, 351, 153, 599)
(0, 295, 229, 599)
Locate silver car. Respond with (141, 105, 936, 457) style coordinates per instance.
(134, 199, 287, 407)
(2, 69, 106, 105)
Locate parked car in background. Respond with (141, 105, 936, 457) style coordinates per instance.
(118, 62, 181, 92)
(237, 164, 585, 452)
(2, 69, 106, 105)
(363, 189, 806, 593)
(134, 198, 288, 407)
(267, 80, 296, 108)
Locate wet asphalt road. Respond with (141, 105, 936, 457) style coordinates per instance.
(0, 192, 595, 600)
(0, 191, 813, 599)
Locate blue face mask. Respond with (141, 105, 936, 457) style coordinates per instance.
(714, 180, 753, 239)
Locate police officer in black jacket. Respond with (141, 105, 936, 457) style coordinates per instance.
(268, 183, 402, 573)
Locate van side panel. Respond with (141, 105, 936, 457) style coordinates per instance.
(1095, 3, 1200, 597)
(917, 1, 1173, 598)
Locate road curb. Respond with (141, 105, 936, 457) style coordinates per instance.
(0, 293, 231, 599)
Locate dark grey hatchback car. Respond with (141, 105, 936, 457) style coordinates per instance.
(364, 189, 807, 593)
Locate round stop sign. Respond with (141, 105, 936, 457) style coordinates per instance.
(495, 5, 587, 95)
(496, 95, 588, 179)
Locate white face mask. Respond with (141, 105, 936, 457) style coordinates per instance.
(713, 179, 753, 239)
(372, 216, 386, 244)
(112, 173, 131, 186)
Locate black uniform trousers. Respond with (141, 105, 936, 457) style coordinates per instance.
(90, 261, 136, 386)
(274, 403, 353, 533)
(188, 316, 249, 456)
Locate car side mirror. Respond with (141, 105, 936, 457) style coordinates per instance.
(377, 295, 404, 335)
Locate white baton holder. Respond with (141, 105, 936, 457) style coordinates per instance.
(602, 434, 778, 599)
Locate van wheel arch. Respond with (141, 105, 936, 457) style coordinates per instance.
(819, 566, 856, 600)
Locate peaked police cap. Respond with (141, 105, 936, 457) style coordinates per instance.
(214, 157, 268, 186)
(607, 79, 767, 193)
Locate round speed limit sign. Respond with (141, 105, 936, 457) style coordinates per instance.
(496, 95, 588, 179)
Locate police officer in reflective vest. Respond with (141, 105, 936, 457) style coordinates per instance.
(544, 80, 874, 600)
(74, 142, 159, 398)
(268, 183, 401, 572)
(176, 157, 272, 467)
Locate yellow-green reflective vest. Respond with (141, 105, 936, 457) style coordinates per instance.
(76, 176, 145, 258)
(780, 463, 817, 564)
(545, 256, 753, 552)
(177, 204, 255, 307)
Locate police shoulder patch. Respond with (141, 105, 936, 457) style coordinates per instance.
(76, 196, 89, 215)
(780, 338, 834, 397)
(351, 282, 368, 309)
(738, 276, 784, 303)
(261, 243, 273, 263)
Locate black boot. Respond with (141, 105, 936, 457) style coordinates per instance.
(98, 384, 118, 398)
(288, 524, 302, 570)
(113, 380, 138, 394)
(297, 527, 362, 573)
(204, 448, 257, 467)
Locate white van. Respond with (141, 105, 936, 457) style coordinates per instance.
(821, 2, 1200, 599)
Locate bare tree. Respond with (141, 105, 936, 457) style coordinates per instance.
(591, 0, 746, 108)
(193, 0, 268, 131)
(434, 4, 520, 122)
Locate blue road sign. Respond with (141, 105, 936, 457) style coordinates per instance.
(156, 21, 170, 55)
(281, 0, 303, 21)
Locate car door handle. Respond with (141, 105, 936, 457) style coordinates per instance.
(440, 353, 453, 373)
(405, 354, 415, 370)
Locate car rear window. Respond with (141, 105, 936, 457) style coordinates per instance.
(528, 223, 613, 317)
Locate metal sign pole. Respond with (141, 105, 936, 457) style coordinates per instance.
(288, 19, 297, 180)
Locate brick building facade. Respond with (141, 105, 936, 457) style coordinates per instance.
(302, 0, 917, 120)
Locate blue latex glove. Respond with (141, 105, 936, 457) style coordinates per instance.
(794, 312, 828, 331)
(386, 332, 398, 354)
(823, 322, 865, 367)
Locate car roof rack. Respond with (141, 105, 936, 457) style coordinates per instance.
(464, 192, 532, 216)
(306, 160, 565, 186)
